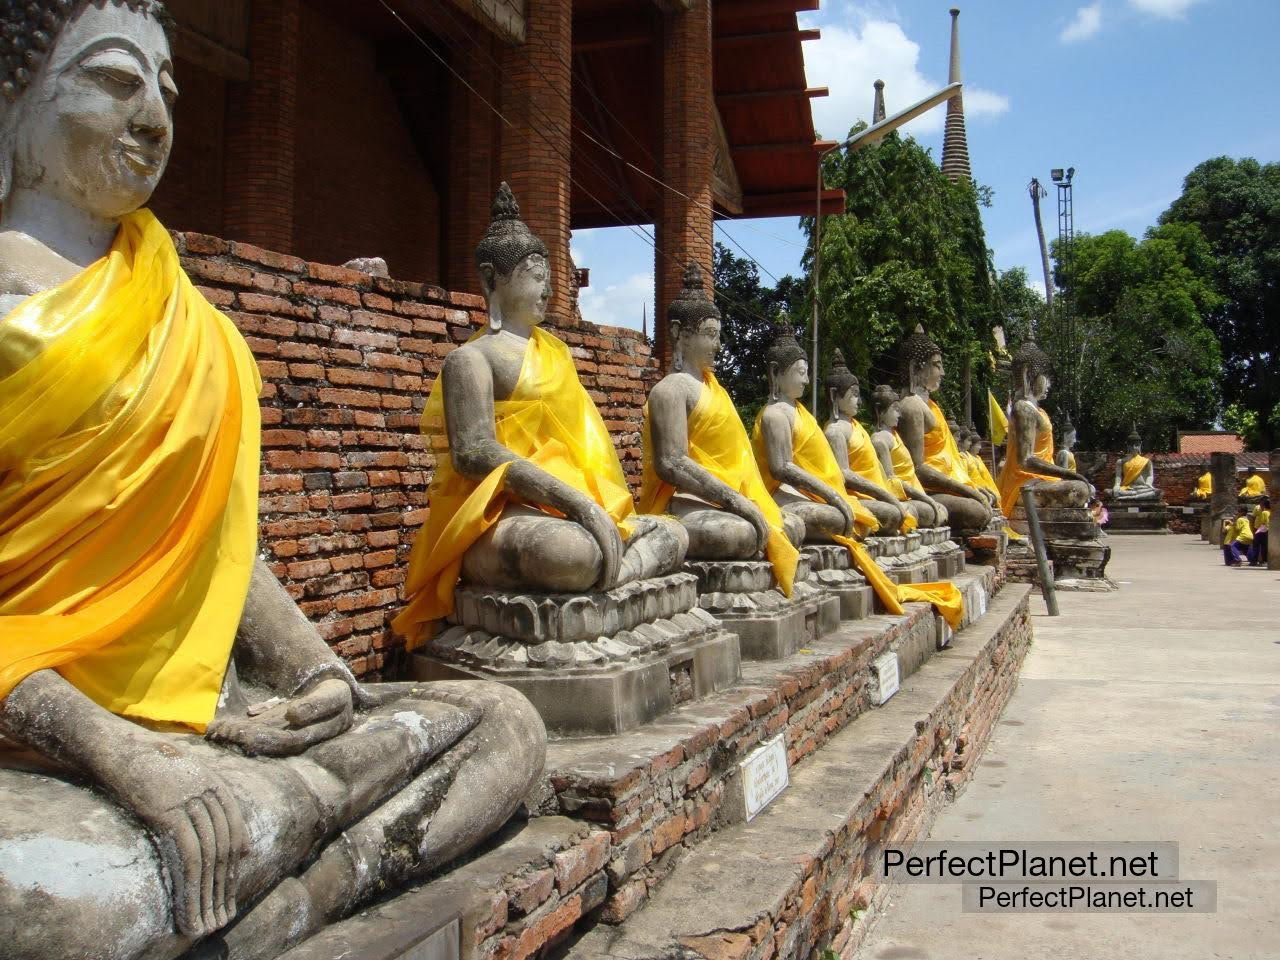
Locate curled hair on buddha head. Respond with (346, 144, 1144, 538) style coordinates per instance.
(668, 261, 719, 372)
(765, 311, 806, 401)
(899, 324, 941, 387)
(475, 181, 549, 288)
(1011, 340, 1053, 397)
(825, 348, 860, 419)
(870, 383, 900, 420)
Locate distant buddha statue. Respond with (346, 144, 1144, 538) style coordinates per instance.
(959, 426, 1002, 503)
(822, 349, 913, 535)
(996, 341, 1092, 516)
(869, 384, 949, 529)
(752, 324, 963, 628)
(1239, 473, 1266, 501)
(1191, 469, 1213, 501)
(1055, 415, 1078, 472)
(393, 184, 688, 642)
(0, 6, 543, 960)
(1109, 428, 1161, 502)
(893, 325, 993, 535)
(639, 262, 801, 595)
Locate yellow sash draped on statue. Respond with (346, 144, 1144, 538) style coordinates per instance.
(997, 406, 1058, 517)
(0, 209, 261, 730)
(639, 372, 798, 596)
(1192, 472, 1212, 500)
(1240, 474, 1265, 498)
(753, 405, 962, 628)
(964, 452, 1001, 499)
(1062, 450, 1077, 472)
(888, 431, 923, 495)
(394, 326, 634, 647)
(924, 399, 972, 485)
(1120, 454, 1150, 489)
(843, 419, 916, 533)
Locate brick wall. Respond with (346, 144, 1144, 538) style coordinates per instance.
(1081, 452, 1272, 507)
(176, 232, 658, 678)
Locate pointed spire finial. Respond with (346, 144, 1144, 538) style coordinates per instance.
(872, 79, 886, 124)
(941, 8, 973, 183)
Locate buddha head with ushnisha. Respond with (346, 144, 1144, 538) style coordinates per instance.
(765, 314, 808, 404)
(899, 324, 944, 396)
(474, 182, 551, 333)
(668, 261, 721, 376)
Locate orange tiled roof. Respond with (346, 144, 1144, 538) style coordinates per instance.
(1177, 432, 1245, 454)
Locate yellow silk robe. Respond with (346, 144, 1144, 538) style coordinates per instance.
(0, 210, 262, 730)
(887, 431, 924, 497)
(753, 404, 963, 628)
(639, 371, 798, 597)
(1061, 450, 1078, 472)
(923, 399, 973, 486)
(1240, 474, 1265, 498)
(840, 419, 916, 533)
(997, 407, 1058, 517)
(394, 326, 635, 646)
(1191, 472, 1212, 500)
(1120, 454, 1150, 488)
(964, 452, 1001, 500)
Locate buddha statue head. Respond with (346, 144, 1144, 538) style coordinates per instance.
(1061, 413, 1077, 451)
(900, 324, 943, 395)
(871, 384, 902, 431)
(766, 314, 808, 403)
(475, 182, 551, 332)
(825, 348, 859, 420)
(0, 0, 176, 227)
(1011, 340, 1053, 402)
(1125, 427, 1142, 455)
(668, 260, 721, 375)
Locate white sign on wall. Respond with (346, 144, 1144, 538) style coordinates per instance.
(871, 651, 901, 705)
(740, 734, 789, 821)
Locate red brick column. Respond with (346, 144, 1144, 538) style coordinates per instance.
(224, 0, 300, 253)
(499, 0, 573, 319)
(654, 0, 714, 367)
(447, 27, 501, 296)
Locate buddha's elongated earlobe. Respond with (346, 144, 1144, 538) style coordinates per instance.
(670, 320, 684, 373)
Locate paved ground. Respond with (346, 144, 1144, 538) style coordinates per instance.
(858, 534, 1280, 960)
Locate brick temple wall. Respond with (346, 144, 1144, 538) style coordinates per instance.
(176, 232, 658, 678)
(1080, 452, 1271, 506)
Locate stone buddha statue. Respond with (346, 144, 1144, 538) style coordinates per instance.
(1055, 415, 1079, 472)
(751, 321, 877, 544)
(996, 341, 1092, 517)
(0, 5, 543, 959)
(893, 325, 993, 535)
(640, 262, 802, 592)
(1239, 473, 1266, 502)
(868, 384, 949, 529)
(959, 425, 1002, 504)
(822, 349, 912, 534)
(1108, 428, 1161, 502)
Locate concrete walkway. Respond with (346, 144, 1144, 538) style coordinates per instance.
(858, 535, 1280, 960)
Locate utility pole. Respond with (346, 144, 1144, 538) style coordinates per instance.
(1028, 178, 1053, 313)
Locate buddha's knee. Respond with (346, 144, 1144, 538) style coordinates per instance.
(523, 522, 603, 591)
(803, 503, 848, 540)
(865, 499, 904, 533)
(685, 510, 757, 560)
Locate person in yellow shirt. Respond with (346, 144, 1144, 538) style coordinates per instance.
(1248, 497, 1270, 566)
(1222, 506, 1254, 566)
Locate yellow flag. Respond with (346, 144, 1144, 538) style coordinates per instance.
(988, 390, 1008, 446)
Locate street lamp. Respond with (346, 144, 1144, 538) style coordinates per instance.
(811, 82, 964, 410)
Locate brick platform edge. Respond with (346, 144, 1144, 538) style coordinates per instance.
(174, 232, 659, 678)
(279, 583, 1031, 960)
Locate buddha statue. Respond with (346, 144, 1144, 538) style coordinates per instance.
(893, 325, 993, 535)
(0, 5, 544, 960)
(822, 349, 913, 535)
(1191, 469, 1213, 501)
(1108, 428, 1161, 502)
(1055, 415, 1078, 472)
(996, 341, 1093, 517)
(868, 384, 949, 529)
(1239, 473, 1266, 501)
(752, 324, 964, 629)
(640, 262, 801, 592)
(959, 425, 1003, 504)
(397, 189, 734, 734)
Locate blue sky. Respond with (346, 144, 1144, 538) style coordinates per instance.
(573, 0, 1280, 331)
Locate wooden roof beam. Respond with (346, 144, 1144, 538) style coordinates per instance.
(732, 138, 838, 153)
(573, 11, 657, 52)
(716, 27, 820, 44)
(716, 0, 820, 19)
(718, 86, 828, 102)
(739, 187, 846, 217)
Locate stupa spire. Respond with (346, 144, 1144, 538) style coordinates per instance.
(940, 8, 972, 183)
(872, 79, 886, 123)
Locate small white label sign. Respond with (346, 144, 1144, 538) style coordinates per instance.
(973, 583, 988, 618)
(1127, 507, 1140, 513)
(741, 734, 789, 821)
(872, 651, 900, 705)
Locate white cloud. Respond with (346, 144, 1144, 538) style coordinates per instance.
(577, 270, 653, 332)
(1128, 0, 1203, 18)
(1060, 3, 1103, 43)
(802, 14, 1009, 141)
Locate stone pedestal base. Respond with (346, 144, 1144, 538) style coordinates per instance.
(1105, 500, 1170, 532)
(684, 560, 827, 661)
(865, 532, 941, 584)
(410, 573, 741, 736)
(799, 544, 874, 622)
(1010, 503, 1114, 586)
(919, 525, 966, 577)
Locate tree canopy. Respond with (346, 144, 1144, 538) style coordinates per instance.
(1158, 156, 1280, 447)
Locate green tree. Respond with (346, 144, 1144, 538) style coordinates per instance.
(800, 126, 1002, 424)
(711, 242, 803, 425)
(1043, 224, 1222, 449)
(1159, 156, 1280, 447)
